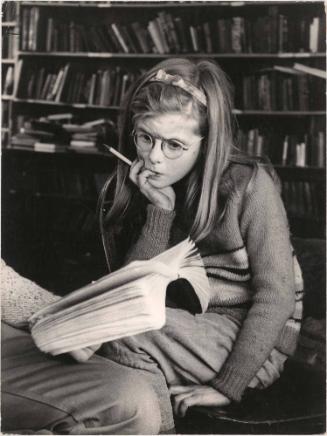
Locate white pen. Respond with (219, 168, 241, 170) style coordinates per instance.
(104, 144, 132, 166)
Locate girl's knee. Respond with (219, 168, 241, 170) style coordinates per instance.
(125, 376, 161, 434)
(116, 375, 161, 434)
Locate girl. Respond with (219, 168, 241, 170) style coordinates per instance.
(96, 58, 303, 428)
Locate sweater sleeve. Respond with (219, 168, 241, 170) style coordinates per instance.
(1, 259, 60, 328)
(124, 204, 176, 263)
(210, 168, 295, 402)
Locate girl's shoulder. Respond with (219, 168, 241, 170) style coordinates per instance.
(221, 160, 280, 199)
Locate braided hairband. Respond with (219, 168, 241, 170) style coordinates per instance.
(149, 69, 207, 107)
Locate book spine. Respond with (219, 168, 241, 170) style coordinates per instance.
(111, 23, 129, 53)
(203, 22, 213, 53)
(148, 20, 165, 54)
(189, 25, 199, 52)
(309, 17, 319, 53)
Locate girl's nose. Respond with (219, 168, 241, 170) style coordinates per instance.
(148, 138, 164, 163)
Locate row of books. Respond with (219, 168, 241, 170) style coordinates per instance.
(282, 180, 324, 219)
(11, 114, 118, 154)
(2, 1, 17, 22)
(241, 65, 325, 111)
(20, 62, 140, 107)
(21, 7, 325, 54)
(2, 31, 17, 59)
(237, 129, 326, 168)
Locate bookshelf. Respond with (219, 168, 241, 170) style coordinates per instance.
(2, 0, 325, 292)
(1, 1, 19, 146)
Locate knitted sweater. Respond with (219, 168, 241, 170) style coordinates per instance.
(122, 163, 303, 402)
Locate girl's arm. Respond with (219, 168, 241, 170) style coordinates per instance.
(124, 204, 176, 263)
(210, 168, 296, 402)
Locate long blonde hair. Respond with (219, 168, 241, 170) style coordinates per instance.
(100, 58, 240, 245)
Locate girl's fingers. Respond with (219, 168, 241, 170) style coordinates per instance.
(138, 169, 155, 190)
(129, 159, 144, 184)
(172, 392, 194, 417)
(170, 385, 195, 394)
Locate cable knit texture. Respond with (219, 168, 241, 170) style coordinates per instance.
(121, 163, 303, 402)
(1, 260, 60, 328)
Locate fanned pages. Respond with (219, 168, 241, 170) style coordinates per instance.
(29, 238, 209, 355)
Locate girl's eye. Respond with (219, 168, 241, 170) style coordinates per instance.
(166, 141, 184, 151)
(137, 133, 152, 145)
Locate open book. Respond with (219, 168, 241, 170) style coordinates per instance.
(29, 239, 209, 356)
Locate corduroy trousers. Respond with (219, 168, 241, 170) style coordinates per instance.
(1, 322, 163, 435)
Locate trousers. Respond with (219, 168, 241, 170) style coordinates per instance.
(101, 308, 287, 394)
(1, 322, 162, 435)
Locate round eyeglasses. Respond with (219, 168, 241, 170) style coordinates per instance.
(132, 131, 200, 160)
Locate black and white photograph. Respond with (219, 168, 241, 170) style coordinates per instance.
(1, 0, 326, 434)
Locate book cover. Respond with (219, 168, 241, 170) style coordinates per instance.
(29, 239, 209, 355)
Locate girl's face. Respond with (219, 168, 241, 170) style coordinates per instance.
(133, 112, 203, 189)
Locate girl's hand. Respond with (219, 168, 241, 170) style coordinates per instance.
(170, 385, 231, 417)
(69, 343, 102, 362)
(129, 160, 175, 211)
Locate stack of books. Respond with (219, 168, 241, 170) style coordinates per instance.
(11, 114, 117, 153)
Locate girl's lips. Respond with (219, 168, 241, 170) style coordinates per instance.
(146, 168, 161, 176)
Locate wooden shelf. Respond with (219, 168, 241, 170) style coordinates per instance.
(6, 144, 112, 158)
(18, 51, 326, 59)
(20, 1, 247, 8)
(2, 21, 16, 26)
(234, 110, 325, 116)
(19, 1, 323, 8)
(13, 98, 120, 110)
(2, 58, 15, 64)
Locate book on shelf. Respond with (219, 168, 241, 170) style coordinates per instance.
(34, 142, 68, 153)
(2, 31, 16, 59)
(131, 21, 151, 53)
(292, 63, 326, 80)
(3, 66, 14, 95)
(29, 238, 209, 356)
